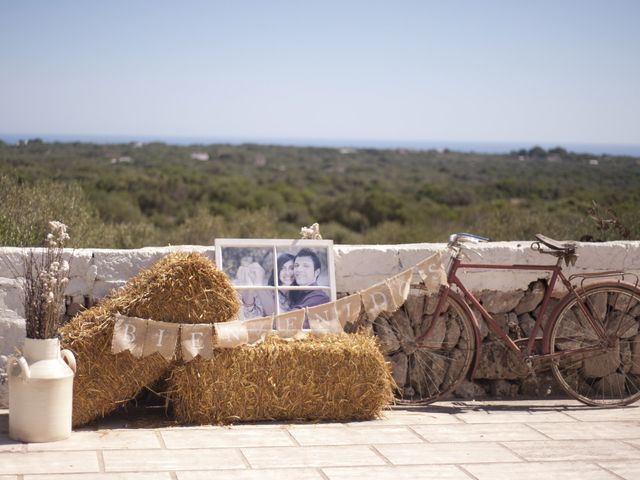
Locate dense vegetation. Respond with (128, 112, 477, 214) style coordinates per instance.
(1, 139, 638, 248)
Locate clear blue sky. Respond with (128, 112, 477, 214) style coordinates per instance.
(1, 0, 639, 147)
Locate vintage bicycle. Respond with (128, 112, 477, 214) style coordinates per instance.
(386, 233, 640, 407)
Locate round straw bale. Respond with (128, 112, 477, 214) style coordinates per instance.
(60, 252, 240, 426)
(168, 333, 395, 424)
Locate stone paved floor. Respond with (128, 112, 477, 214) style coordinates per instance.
(1, 400, 640, 479)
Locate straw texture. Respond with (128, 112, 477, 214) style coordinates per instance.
(60, 252, 240, 426)
(168, 334, 394, 424)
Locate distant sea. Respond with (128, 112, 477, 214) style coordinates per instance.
(2, 133, 640, 157)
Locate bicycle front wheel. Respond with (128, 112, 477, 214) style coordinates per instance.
(382, 292, 476, 405)
(549, 283, 640, 406)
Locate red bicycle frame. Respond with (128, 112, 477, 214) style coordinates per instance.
(416, 252, 609, 376)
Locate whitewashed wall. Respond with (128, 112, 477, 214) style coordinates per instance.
(2, 240, 640, 406)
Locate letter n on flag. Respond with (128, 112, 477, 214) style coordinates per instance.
(214, 320, 249, 348)
(307, 302, 343, 335)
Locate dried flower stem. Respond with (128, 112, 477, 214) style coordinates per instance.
(21, 221, 70, 339)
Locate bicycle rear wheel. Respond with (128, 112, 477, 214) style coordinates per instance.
(549, 283, 640, 406)
(374, 292, 476, 405)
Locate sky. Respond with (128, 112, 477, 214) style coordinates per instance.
(1, 0, 639, 149)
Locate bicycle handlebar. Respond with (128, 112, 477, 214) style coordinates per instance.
(448, 232, 490, 246)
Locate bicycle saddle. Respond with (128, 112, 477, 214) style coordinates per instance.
(534, 234, 576, 253)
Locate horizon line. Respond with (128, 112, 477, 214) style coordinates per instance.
(2, 133, 640, 156)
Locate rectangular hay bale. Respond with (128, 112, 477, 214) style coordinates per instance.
(168, 334, 394, 424)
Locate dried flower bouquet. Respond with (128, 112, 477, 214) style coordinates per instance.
(20, 221, 71, 339)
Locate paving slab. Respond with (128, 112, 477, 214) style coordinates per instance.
(288, 425, 422, 446)
(102, 448, 246, 472)
(563, 406, 640, 422)
(241, 445, 387, 468)
(501, 439, 640, 462)
(27, 429, 162, 451)
(528, 420, 640, 440)
(374, 441, 523, 465)
(161, 427, 295, 448)
(598, 460, 640, 480)
(24, 474, 172, 480)
(410, 423, 548, 442)
(1, 401, 640, 478)
(322, 464, 471, 480)
(0, 450, 100, 475)
(176, 469, 324, 480)
(463, 461, 619, 480)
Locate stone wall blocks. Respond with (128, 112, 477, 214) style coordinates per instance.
(515, 280, 546, 314)
(480, 290, 525, 314)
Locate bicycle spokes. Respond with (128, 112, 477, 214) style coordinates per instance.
(550, 284, 640, 406)
(373, 293, 475, 405)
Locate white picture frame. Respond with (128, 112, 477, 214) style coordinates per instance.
(215, 238, 336, 320)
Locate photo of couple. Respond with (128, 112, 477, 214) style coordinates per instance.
(217, 241, 335, 321)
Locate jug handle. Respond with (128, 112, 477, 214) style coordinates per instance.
(61, 349, 77, 373)
(8, 356, 30, 380)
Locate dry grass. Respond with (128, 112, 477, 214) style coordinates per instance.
(168, 333, 395, 425)
(60, 252, 240, 426)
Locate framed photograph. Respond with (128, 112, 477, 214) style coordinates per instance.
(215, 239, 336, 320)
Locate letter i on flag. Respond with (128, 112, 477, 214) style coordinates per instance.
(142, 320, 180, 360)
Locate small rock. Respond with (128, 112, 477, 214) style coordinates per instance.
(515, 281, 546, 314)
(455, 380, 486, 399)
(518, 313, 542, 339)
(388, 352, 408, 388)
(480, 290, 525, 314)
(491, 379, 519, 398)
(403, 291, 426, 323)
(373, 316, 401, 354)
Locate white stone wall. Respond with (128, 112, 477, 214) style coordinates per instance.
(2, 240, 640, 406)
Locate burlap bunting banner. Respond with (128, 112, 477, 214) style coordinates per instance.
(386, 269, 413, 308)
(214, 320, 249, 348)
(111, 314, 148, 358)
(142, 319, 180, 360)
(181, 324, 214, 360)
(415, 252, 448, 292)
(244, 315, 274, 344)
(361, 281, 398, 321)
(307, 302, 343, 334)
(109, 251, 449, 360)
(335, 294, 362, 327)
(275, 309, 306, 339)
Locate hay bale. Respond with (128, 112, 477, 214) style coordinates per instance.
(168, 334, 395, 424)
(60, 252, 240, 426)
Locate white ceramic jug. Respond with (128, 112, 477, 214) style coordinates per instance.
(8, 337, 76, 442)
